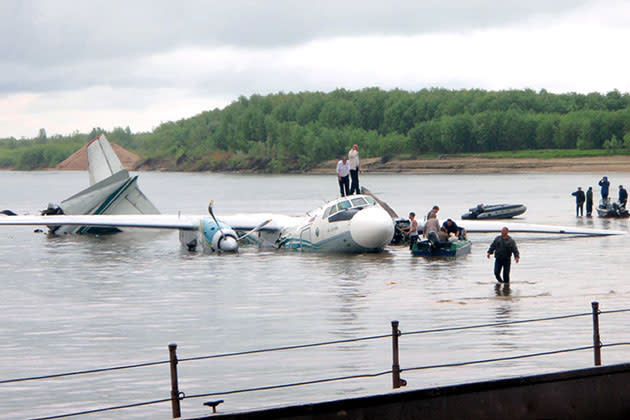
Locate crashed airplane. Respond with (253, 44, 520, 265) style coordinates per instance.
(42, 134, 159, 234)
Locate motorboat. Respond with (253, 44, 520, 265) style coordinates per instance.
(596, 200, 629, 218)
(461, 203, 526, 219)
(411, 232, 472, 257)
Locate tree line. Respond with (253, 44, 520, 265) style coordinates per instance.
(3, 88, 630, 171)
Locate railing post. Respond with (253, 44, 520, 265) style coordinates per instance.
(391, 320, 402, 389)
(169, 343, 182, 418)
(591, 302, 602, 366)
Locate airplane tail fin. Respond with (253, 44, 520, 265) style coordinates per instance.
(87, 134, 124, 186)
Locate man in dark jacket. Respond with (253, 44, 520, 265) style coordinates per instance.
(599, 176, 610, 202)
(619, 185, 628, 208)
(586, 186, 593, 217)
(571, 187, 585, 217)
(487, 227, 520, 283)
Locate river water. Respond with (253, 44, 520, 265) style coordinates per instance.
(1, 170, 629, 419)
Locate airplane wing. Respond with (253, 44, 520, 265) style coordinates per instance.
(220, 214, 304, 231)
(456, 220, 626, 236)
(0, 214, 201, 230)
(0, 213, 304, 232)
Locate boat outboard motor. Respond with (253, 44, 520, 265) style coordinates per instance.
(41, 203, 63, 216)
(427, 231, 441, 249)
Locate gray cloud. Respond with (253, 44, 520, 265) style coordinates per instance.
(2, 0, 592, 65)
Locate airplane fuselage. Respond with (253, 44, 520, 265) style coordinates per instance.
(255, 195, 395, 253)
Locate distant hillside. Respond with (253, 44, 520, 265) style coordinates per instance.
(3, 88, 630, 172)
(55, 142, 141, 171)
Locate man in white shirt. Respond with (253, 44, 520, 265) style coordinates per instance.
(336, 157, 350, 197)
(348, 144, 360, 195)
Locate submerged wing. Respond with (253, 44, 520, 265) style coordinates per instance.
(0, 215, 200, 230)
(457, 220, 626, 236)
(220, 214, 303, 232)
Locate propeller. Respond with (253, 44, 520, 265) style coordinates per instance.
(208, 200, 220, 225)
(208, 200, 238, 252)
(238, 219, 272, 241)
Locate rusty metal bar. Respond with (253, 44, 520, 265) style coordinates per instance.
(169, 343, 182, 418)
(392, 320, 402, 388)
(592, 302, 602, 366)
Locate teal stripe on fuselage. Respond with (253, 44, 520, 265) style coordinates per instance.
(279, 230, 379, 253)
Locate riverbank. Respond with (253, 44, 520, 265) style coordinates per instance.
(308, 155, 630, 174)
(4, 154, 630, 174)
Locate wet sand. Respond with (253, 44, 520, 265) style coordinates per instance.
(309, 155, 630, 174)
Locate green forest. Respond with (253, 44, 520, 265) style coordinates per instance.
(3, 87, 630, 171)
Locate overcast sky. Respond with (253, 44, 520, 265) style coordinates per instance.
(1, 0, 629, 138)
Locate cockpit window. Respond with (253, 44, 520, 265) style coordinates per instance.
(322, 205, 335, 219)
(364, 196, 376, 205)
(337, 200, 351, 211)
(350, 197, 368, 207)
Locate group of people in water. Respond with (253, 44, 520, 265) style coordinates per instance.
(403, 206, 518, 283)
(571, 176, 628, 216)
(336, 144, 519, 283)
(403, 206, 466, 249)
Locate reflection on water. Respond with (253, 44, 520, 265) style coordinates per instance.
(494, 282, 512, 298)
(2, 171, 630, 419)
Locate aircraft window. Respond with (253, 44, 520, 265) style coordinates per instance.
(364, 196, 376, 205)
(328, 208, 360, 222)
(337, 200, 351, 211)
(322, 206, 334, 219)
(351, 197, 367, 207)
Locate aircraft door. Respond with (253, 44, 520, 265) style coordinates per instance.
(299, 226, 312, 250)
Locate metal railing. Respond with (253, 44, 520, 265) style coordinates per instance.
(2, 301, 629, 419)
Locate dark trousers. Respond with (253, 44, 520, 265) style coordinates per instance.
(576, 202, 584, 216)
(621, 200, 627, 208)
(338, 175, 350, 197)
(494, 258, 512, 283)
(349, 169, 360, 195)
(586, 201, 593, 216)
(409, 234, 418, 250)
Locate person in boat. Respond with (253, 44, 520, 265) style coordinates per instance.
(423, 212, 440, 238)
(348, 144, 360, 195)
(619, 185, 628, 208)
(487, 227, 520, 284)
(425, 205, 439, 221)
(402, 212, 419, 249)
(599, 176, 610, 203)
(336, 157, 350, 197)
(586, 186, 593, 217)
(571, 187, 585, 217)
(441, 218, 466, 240)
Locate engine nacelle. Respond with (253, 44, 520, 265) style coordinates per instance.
(201, 218, 239, 252)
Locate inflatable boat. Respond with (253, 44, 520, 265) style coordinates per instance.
(461, 204, 527, 219)
(596, 201, 629, 218)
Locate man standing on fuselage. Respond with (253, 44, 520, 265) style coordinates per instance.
(348, 144, 360, 195)
(487, 227, 520, 283)
(336, 157, 350, 197)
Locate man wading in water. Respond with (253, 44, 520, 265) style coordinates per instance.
(487, 227, 520, 283)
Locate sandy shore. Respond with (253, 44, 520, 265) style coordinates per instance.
(4, 154, 630, 174)
(308, 155, 630, 174)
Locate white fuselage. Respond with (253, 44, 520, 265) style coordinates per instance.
(271, 195, 395, 253)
